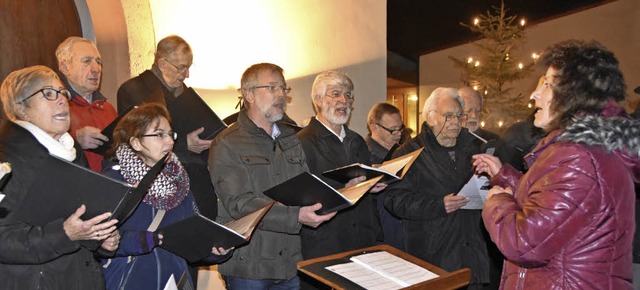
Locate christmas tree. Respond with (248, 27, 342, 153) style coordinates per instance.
(449, 0, 536, 130)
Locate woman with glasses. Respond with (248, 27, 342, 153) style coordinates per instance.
(100, 103, 230, 290)
(474, 40, 639, 289)
(0, 65, 120, 289)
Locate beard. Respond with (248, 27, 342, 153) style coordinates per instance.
(258, 100, 285, 123)
(321, 104, 351, 125)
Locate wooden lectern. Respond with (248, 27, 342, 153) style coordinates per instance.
(297, 244, 471, 290)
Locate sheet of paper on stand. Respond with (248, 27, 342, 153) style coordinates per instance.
(325, 251, 439, 290)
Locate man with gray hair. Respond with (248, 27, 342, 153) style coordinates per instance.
(209, 63, 335, 289)
(56, 36, 117, 172)
(458, 87, 500, 145)
(384, 87, 490, 288)
(297, 70, 385, 263)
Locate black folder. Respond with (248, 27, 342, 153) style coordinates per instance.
(171, 88, 227, 140)
(88, 105, 136, 155)
(263, 172, 382, 215)
(158, 202, 274, 263)
(14, 153, 167, 227)
(322, 147, 424, 184)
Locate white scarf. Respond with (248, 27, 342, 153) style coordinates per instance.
(14, 120, 77, 161)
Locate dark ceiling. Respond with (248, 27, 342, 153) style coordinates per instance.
(387, 0, 611, 62)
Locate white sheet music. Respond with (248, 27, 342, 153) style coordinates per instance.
(325, 251, 439, 290)
(458, 175, 490, 209)
(163, 274, 178, 290)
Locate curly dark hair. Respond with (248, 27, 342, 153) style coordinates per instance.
(539, 40, 626, 131)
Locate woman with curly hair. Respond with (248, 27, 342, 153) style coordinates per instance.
(473, 40, 639, 289)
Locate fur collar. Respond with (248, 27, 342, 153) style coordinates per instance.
(558, 114, 640, 158)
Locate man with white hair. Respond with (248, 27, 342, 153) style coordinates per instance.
(56, 36, 116, 172)
(384, 87, 490, 288)
(297, 70, 384, 262)
(458, 87, 499, 146)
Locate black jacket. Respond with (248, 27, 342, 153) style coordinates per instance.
(384, 122, 490, 284)
(297, 118, 381, 259)
(117, 69, 217, 219)
(0, 121, 106, 289)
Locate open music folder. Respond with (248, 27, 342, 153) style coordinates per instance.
(322, 147, 423, 184)
(170, 88, 227, 140)
(263, 173, 383, 215)
(11, 153, 167, 227)
(158, 202, 274, 263)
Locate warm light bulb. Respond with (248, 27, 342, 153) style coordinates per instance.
(484, 90, 488, 95)
(531, 52, 539, 59)
(498, 121, 504, 127)
(474, 61, 480, 67)
(473, 85, 478, 90)
(518, 63, 523, 69)
(474, 18, 480, 26)
(467, 57, 473, 63)
(527, 103, 532, 108)
(520, 19, 525, 26)
(408, 95, 418, 101)
(480, 121, 485, 128)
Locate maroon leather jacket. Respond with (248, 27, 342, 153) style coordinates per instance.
(483, 113, 639, 290)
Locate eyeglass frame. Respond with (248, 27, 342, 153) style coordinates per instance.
(162, 58, 190, 74)
(17, 87, 71, 104)
(141, 131, 178, 141)
(252, 85, 292, 94)
(324, 90, 355, 103)
(430, 110, 468, 123)
(376, 123, 405, 135)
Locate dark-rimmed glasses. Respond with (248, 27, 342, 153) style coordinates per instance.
(376, 123, 405, 135)
(431, 110, 468, 122)
(325, 90, 354, 103)
(162, 58, 190, 74)
(17, 87, 71, 104)
(141, 131, 178, 140)
(252, 85, 292, 94)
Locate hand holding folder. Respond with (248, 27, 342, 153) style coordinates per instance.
(264, 172, 383, 215)
(158, 202, 274, 263)
(13, 153, 168, 228)
(322, 147, 424, 184)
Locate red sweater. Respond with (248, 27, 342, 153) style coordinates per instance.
(68, 95, 117, 172)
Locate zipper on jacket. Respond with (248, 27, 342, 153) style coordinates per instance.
(516, 267, 527, 290)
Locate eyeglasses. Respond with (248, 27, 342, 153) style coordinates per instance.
(141, 131, 177, 140)
(18, 87, 71, 104)
(252, 85, 292, 94)
(376, 123, 405, 135)
(431, 111, 468, 122)
(162, 58, 190, 74)
(325, 91, 354, 103)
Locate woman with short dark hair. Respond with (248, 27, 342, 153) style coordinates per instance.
(473, 40, 639, 289)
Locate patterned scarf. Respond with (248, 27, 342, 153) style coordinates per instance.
(116, 144, 190, 210)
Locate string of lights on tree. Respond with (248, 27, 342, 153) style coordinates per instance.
(449, 0, 538, 130)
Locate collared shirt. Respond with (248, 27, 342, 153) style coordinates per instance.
(315, 116, 346, 142)
(270, 122, 281, 140)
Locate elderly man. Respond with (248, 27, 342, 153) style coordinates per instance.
(458, 87, 499, 145)
(297, 71, 384, 264)
(365, 102, 405, 250)
(209, 63, 335, 290)
(56, 37, 117, 172)
(384, 87, 490, 288)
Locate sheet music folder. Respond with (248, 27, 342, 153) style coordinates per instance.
(14, 153, 167, 227)
(88, 105, 136, 155)
(159, 202, 274, 263)
(322, 147, 424, 184)
(263, 172, 382, 215)
(171, 88, 227, 140)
